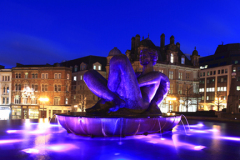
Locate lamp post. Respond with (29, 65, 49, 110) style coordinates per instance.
(39, 97, 49, 118)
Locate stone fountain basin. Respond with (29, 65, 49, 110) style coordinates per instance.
(56, 113, 181, 137)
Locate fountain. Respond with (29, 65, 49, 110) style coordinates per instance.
(57, 49, 181, 136)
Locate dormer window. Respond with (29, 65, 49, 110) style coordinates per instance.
(98, 66, 101, 70)
(170, 53, 174, 63)
(93, 65, 96, 70)
(74, 65, 78, 72)
(181, 56, 185, 64)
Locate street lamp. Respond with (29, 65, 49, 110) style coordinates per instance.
(39, 97, 49, 118)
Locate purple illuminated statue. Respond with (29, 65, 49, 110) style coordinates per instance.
(83, 49, 170, 115)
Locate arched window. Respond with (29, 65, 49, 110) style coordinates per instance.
(170, 53, 174, 63)
(181, 56, 185, 64)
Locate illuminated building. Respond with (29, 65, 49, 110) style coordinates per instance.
(107, 34, 200, 113)
(0, 67, 12, 120)
(199, 43, 240, 113)
(61, 56, 107, 110)
(11, 63, 72, 119)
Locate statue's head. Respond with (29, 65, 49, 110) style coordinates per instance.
(140, 49, 158, 66)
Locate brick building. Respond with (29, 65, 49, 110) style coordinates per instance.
(11, 63, 72, 119)
(61, 56, 107, 111)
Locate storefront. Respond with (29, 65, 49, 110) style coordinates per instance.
(0, 106, 11, 120)
(11, 105, 40, 119)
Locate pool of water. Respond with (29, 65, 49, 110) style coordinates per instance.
(0, 119, 240, 160)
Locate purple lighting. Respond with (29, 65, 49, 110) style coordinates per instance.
(220, 136, 240, 141)
(0, 139, 23, 144)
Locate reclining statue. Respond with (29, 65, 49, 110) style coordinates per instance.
(83, 48, 170, 115)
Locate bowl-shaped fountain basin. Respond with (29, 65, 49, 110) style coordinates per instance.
(56, 113, 181, 137)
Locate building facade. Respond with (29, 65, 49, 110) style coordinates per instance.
(61, 56, 107, 111)
(11, 63, 72, 119)
(107, 34, 200, 113)
(0, 67, 12, 120)
(199, 43, 240, 113)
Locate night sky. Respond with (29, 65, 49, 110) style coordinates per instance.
(1, 0, 240, 68)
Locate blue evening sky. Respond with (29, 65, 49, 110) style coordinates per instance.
(0, 0, 239, 68)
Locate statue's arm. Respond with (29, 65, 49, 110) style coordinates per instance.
(138, 72, 163, 87)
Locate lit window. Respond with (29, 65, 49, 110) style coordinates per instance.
(67, 74, 69, 80)
(98, 66, 101, 70)
(93, 65, 96, 70)
(80, 75, 83, 80)
(73, 76, 77, 81)
(178, 72, 182, 80)
(169, 71, 173, 79)
(170, 53, 174, 63)
(25, 73, 28, 78)
(207, 96, 209, 100)
(181, 57, 185, 64)
(237, 86, 240, 91)
(65, 98, 68, 104)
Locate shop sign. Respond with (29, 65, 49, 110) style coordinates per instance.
(22, 106, 27, 109)
(29, 106, 39, 109)
(13, 106, 21, 109)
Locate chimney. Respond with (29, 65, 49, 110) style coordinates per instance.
(170, 35, 174, 45)
(160, 33, 165, 48)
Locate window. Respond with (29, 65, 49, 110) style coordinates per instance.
(169, 71, 173, 79)
(186, 73, 190, 80)
(6, 97, 9, 104)
(233, 67, 236, 73)
(159, 70, 164, 73)
(25, 73, 28, 78)
(7, 87, 9, 93)
(98, 66, 101, 70)
(200, 73, 202, 77)
(237, 86, 240, 91)
(67, 74, 70, 80)
(3, 97, 5, 104)
(170, 53, 174, 63)
(42, 84, 48, 92)
(65, 98, 68, 104)
(58, 85, 61, 91)
(41, 73, 48, 79)
(32, 84, 38, 91)
(237, 77, 240, 81)
(202, 96, 204, 100)
(221, 69, 224, 74)
(178, 85, 182, 94)
(181, 57, 185, 64)
(93, 65, 96, 70)
(73, 76, 77, 81)
(15, 84, 21, 91)
(213, 71, 216, 75)
(169, 84, 173, 94)
(210, 71, 212, 75)
(178, 72, 182, 80)
(80, 75, 83, 80)
(218, 70, 220, 74)
(54, 73, 61, 79)
(225, 69, 228, 73)
(15, 73, 21, 78)
(207, 72, 209, 76)
(54, 97, 60, 105)
(199, 88, 204, 92)
(203, 72, 205, 76)
(207, 96, 209, 100)
(207, 80, 209, 83)
(15, 95, 20, 104)
(74, 66, 78, 72)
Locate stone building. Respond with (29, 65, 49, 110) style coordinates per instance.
(107, 34, 200, 113)
(199, 43, 240, 113)
(11, 63, 72, 119)
(0, 67, 12, 120)
(61, 56, 107, 111)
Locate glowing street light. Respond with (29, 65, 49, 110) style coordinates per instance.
(39, 97, 49, 118)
